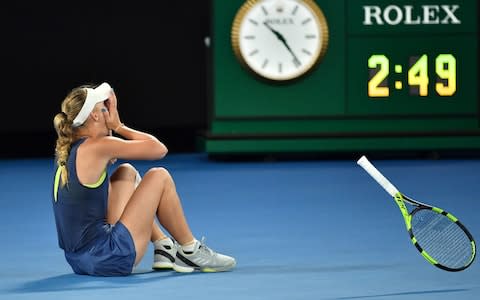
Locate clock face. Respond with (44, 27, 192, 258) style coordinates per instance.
(232, 0, 329, 82)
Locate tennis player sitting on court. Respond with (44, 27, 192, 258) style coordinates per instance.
(52, 82, 235, 276)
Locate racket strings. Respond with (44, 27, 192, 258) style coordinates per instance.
(411, 209, 473, 269)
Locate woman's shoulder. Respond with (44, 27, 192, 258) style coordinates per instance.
(82, 135, 118, 146)
(76, 136, 117, 165)
(80, 135, 125, 154)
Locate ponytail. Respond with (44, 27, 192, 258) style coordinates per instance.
(53, 86, 89, 187)
(53, 112, 74, 187)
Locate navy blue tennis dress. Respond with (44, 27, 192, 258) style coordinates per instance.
(52, 138, 136, 276)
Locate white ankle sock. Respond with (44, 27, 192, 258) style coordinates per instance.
(181, 239, 199, 253)
(154, 237, 173, 249)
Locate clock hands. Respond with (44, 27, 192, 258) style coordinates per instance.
(263, 22, 301, 67)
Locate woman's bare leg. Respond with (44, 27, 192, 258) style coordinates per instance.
(119, 167, 194, 265)
(107, 163, 168, 242)
(150, 223, 165, 242)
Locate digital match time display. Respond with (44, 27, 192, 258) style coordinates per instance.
(368, 53, 457, 97)
(346, 0, 477, 116)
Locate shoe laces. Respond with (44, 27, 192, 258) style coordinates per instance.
(198, 236, 216, 257)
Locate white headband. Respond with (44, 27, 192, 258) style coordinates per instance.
(72, 82, 112, 127)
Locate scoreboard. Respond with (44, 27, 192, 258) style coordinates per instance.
(349, 1, 476, 116)
(205, 0, 479, 155)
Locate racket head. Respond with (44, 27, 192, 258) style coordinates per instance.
(407, 205, 476, 272)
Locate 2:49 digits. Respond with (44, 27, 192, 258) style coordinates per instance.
(368, 54, 456, 97)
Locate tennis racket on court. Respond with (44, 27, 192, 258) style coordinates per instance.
(357, 155, 476, 272)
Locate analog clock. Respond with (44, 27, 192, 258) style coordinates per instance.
(231, 0, 329, 82)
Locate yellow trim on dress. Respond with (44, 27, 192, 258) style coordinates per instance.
(53, 166, 62, 202)
(54, 168, 107, 202)
(83, 170, 107, 188)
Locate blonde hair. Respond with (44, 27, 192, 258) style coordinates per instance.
(53, 85, 93, 187)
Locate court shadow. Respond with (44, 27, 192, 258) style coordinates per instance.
(332, 288, 470, 299)
(11, 269, 200, 294)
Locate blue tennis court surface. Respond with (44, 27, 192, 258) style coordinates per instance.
(1, 154, 479, 299)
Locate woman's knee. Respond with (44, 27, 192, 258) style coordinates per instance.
(111, 163, 138, 182)
(144, 167, 172, 184)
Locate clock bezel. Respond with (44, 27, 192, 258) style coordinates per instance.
(231, 0, 329, 83)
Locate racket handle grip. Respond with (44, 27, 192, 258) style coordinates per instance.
(357, 156, 400, 197)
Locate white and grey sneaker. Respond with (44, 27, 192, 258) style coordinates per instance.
(174, 237, 236, 273)
(152, 238, 176, 270)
